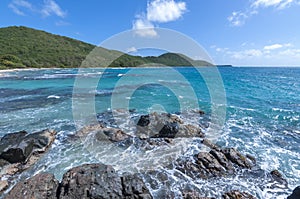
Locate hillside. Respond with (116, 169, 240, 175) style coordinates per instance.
(0, 26, 213, 69)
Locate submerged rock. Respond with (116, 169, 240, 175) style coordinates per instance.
(5, 173, 59, 199)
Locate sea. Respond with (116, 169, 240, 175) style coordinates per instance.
(0, 67, 299, 198)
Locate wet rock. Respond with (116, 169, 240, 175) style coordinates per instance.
(288, 186, 300, 199)
(5, 173, 59, 199)
(137, 115, 150, 127)
(137, 112, 203, 139)
(202, 139, 221, 151)
(95, 127, 131, 142)
(0, 129, 56, 164)
(269, 170, 288, 188)
(222, 190, 256, 199)
(0, 129, 56, 195)
(59, 163, 152, 199)
(221, 148, 253, 169)
(76, 123, 105, 137)
(176, 140, 255, 179)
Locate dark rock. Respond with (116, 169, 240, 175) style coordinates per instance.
(76, 123, 105, 137)
(288, 186, 300, 199)
(222, 148, 253, 169)
(222, 190, 256, 199)
(137, 112, 203, 139)
(5, 173, 59, 199)
(59, 163, 152, 199)
(137, 115, 150, 127)
(154, 122, 179, 138)
(201, 139, 220, 151)
(176, 140, 255, 179)
(269, 170, 288, 188)
(0, 129, 56, 164)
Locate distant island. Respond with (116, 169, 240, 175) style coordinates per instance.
(0, 26, 213, 69)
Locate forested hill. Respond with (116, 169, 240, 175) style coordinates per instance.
(0, 26, 213, 69)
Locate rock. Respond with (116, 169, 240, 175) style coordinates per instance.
(0, 129, 56, 195)
(5, 173, 59, 199)
(137, 115, 150, 127)
(0, 180, 8, 193)
(95, 127, 131, 142)
(269, 170, 288, 188)
(76, 123, 105, 137)
(176, 141, 255, 179)
(222, 190, 256, 199)
(137, 112, 203, 139)
(59, 163, 152, 199)
(202, 139, 221, 151)
(0, 129, 56, 164)
(222, 148, 253, 169)
(287, 186, 300, 199)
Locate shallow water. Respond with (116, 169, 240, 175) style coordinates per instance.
(0, 67, 299, 198)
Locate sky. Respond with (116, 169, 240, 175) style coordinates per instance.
(1, 0, 300, 66)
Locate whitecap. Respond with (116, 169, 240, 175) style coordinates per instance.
(47, 95, 60, 99)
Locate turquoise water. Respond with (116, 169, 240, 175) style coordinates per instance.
(0, 67, 299, 198)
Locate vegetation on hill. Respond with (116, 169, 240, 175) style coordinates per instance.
(0, 26, 213, 69)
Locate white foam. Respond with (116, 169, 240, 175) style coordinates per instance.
(47, 95, 60, 99)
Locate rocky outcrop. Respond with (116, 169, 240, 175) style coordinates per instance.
(222, 190, 256, 199)
(288, 186, 300, 199)
(176, 139, 255, 179)
(136, 112, 204, 139)
(0, 129, 56, 193)
(5, 173, 59, 199)
(5, 163, 152, 199)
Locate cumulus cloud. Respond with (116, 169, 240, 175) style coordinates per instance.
(132, 0, 187, 37)
(8, 0, 33, 16)
(147, 0, 186, 22)
(41, 0, 66, 18)
(228, 11, 249, 27)
(264, 43, 292, 50)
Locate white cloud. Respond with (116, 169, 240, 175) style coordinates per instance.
(126, 47, 138, 53)
(228, 11, 249, 26)
(228, 0, 299, 26)
(252, 0, 295, 9)
(147, 0, 187, 23)
(41, 0, 66, 18)
(132, 0, 187, 37)
(264, 44, 283, 50)
(8, 0, 32, 16)
(213, 43, 300, 66)
(132, 17, 158, 37)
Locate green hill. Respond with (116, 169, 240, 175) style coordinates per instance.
(0, 26, 213, 69)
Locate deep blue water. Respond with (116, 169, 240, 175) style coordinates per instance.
(0, 67, 299, 198)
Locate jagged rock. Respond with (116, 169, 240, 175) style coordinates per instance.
(201, 139, 220, 151)
(0, 129, 56, 195)
(136, 112, 203, 139)
(222, 190, 256, 199)
(269, 170, 288, 188)
(5, 173, 59, 199)
(59, 163, 152, 199)
(0, 129, 56, 164)
(176, 140, 255, 179)
(287, 186, 300, 199)
(221, 148, 253, 169)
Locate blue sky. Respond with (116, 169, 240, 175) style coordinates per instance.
(1, 0, 300, 66)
